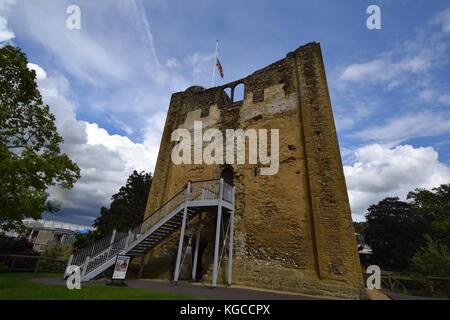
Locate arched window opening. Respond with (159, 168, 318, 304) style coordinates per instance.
(222, 87, 232, 105)
(233, 83, 245, 102)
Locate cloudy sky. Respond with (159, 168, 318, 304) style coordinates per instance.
(1, 0, 450, 224)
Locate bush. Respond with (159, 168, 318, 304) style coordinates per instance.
(411, 235, 450, 277)
(410, 236, 450, 297)
(389, 275, 430, 296)
(0, 234, 38, 255)
(0, 261, 8, 273)
(38, 244, 72, 273)
(0, 234, 39, 271)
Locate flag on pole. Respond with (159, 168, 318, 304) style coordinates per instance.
(216, 58, 224, 78)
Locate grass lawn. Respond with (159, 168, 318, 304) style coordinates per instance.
(0, 273, 202, 300)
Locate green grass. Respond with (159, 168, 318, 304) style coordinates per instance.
(0, 273, 202, 300)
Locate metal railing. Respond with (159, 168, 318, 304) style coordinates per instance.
(190, 180, 220, 201)
(72, 234, 113, 266)
(223, 181, 234, 203)
(69, 179, 234, 279)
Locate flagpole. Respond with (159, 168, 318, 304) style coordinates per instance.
(211, 40, 219, 88)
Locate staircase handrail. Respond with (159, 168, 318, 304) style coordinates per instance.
(70, 179, 232, 278)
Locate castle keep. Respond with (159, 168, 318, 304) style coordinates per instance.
(140, 42, 365, 299)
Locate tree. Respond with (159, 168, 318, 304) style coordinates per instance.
(354, 221, 367, 236)
(407, 184, 450, 247)
(0, 45, 80, 231)
(411, 235, 450, 278)
(364, 197, 430, 270)
(73, 171, 152, 251)
(93, 170, 152, 235)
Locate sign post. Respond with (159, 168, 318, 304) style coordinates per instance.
(107, 255, 130, 286)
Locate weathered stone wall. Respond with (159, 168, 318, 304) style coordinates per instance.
(141, 42, 366, 299)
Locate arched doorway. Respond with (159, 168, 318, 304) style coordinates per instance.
(221, 166, 234, 184)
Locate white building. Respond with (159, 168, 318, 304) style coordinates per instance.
(2, 219, 95, 252)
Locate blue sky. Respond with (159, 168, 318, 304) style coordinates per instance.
(1, 0, 450, 224)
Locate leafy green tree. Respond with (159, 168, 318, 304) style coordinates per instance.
(94, 170, 152, 235)
(72, 230, 103, 252)
(73, 171, 152, 250)
(364, 197, 430, 270)
(0, 45, 80, 231)
(354, 221, 367, 236)
(411, 235, 450, 277)
(408, 184, 450, 247)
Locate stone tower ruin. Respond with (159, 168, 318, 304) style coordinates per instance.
(141, 42, 365, 299)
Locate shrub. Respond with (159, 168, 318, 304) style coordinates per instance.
(0, 234, 38, 255)
(411, 235, 450, 277)
(0, 234, 39, 271)
(0, 261, 8, 272)
(410, 235, 450, 297)
(38, 244, 72, 273)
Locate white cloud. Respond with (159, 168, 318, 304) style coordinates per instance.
(141, 112, 168, 170)
(85, 122, 153, 173)
(334, 98, 376, 132)
(8, 0, 194, 92)
(337, 7, 450, 97)
(165, 58, 181, 68)
(355, 111, 450, 144)
(432, 8, 450, 33)
(345, 144, 450, 221)
(0, 0, 16, 12)
(419, 88, 450, 106)
(27, 63, 47, 80)
(1, 0, 219, 225)
(339, 60, 384, 83)
(31, 64, 154, 222)
(0, 16, 14, 41)
(186, 53, 215, 73)
(338, 54, 431, 87)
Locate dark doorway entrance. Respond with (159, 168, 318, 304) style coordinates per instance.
(193, 238, 208, 281)
(221, 166, 234, 184)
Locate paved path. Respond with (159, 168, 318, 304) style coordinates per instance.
(382, 291, 449, 300)
(31, 277, 330, 300)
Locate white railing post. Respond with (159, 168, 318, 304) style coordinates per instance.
(227, 186, 235, 286)
(81, 256, 90, 278)
(125, 230, 132, 251)
(212, 178, 224, 287)
(64, 254, 74, 277)
(173, 182, 191, 283)
(192, 216, 202, 280)
(186, 181, 192, 201)
(174, 210, 188, 282)
(104, 229, 116, 261)
(110, 229, 116, 245)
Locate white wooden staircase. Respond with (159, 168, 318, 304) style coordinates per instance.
(64, 179, 235, 286)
